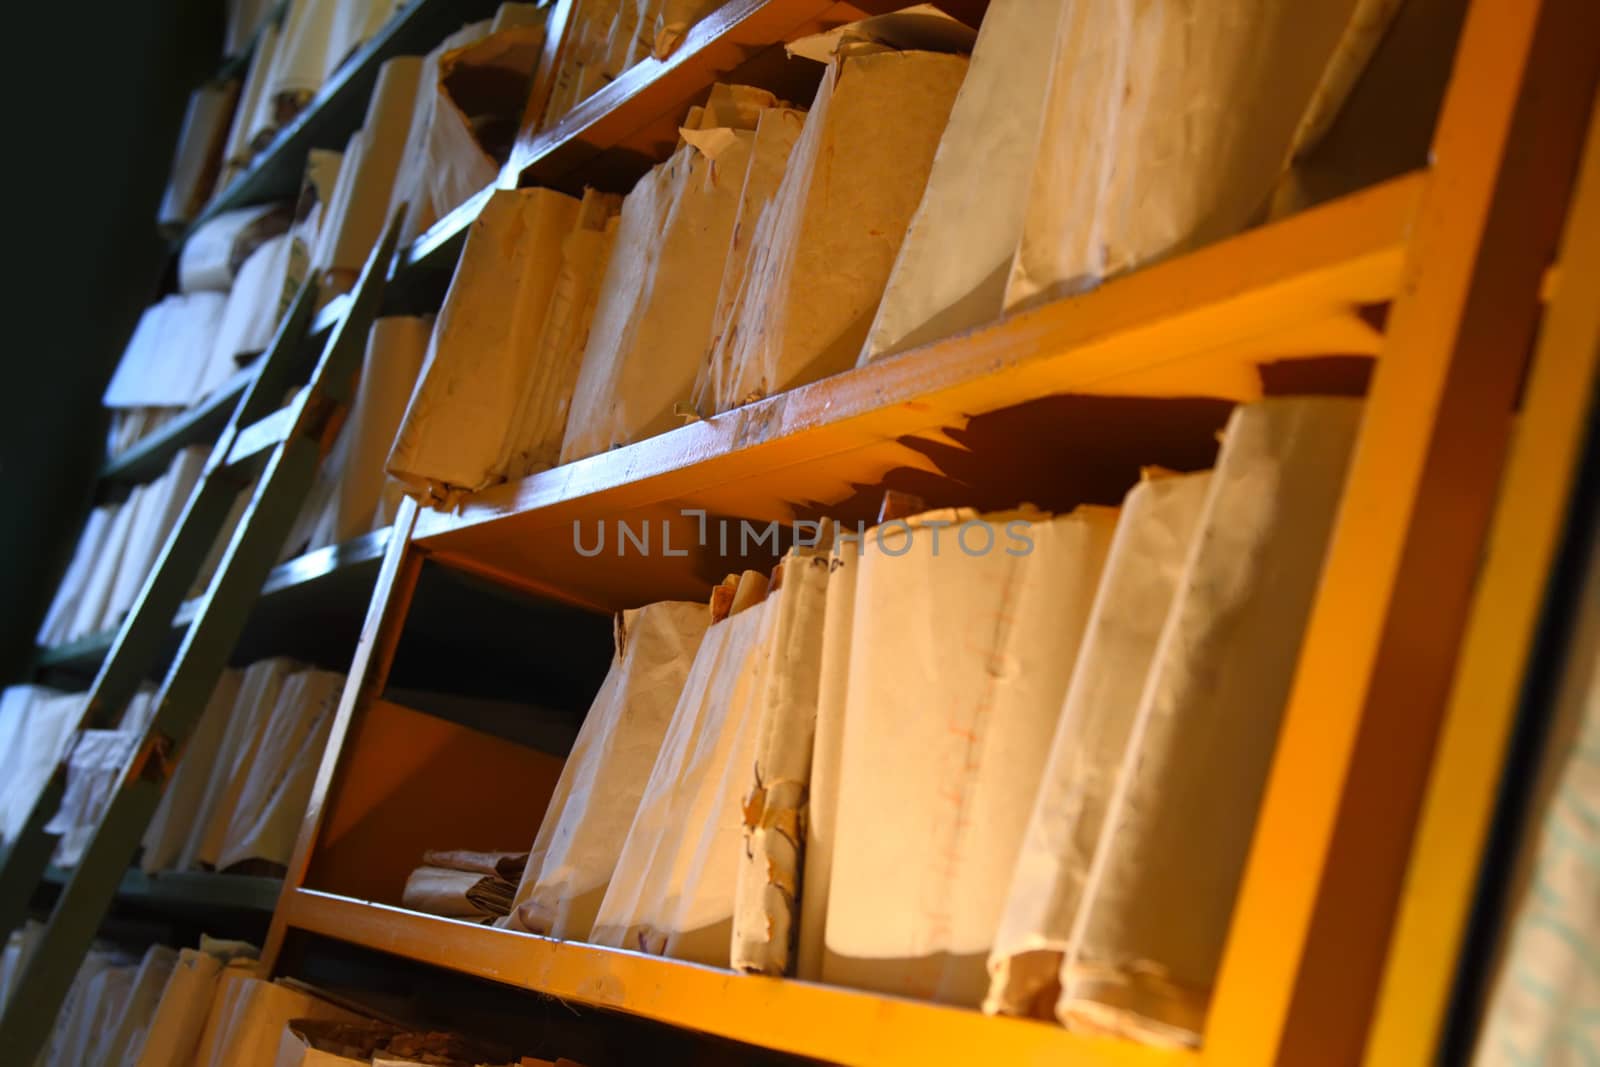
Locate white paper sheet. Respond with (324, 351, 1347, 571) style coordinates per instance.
(181, 204, 294, 293)
(0, 686, 79, 846)
(143, 668, 245, 873)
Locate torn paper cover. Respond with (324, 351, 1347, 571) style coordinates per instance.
(159, 82, 241, 229)
(707, 51, 966, 412)
(506, 600, 709, 941)
(731, 546, 834, 975)
(859, 0, 1067, 365)
(590, 575, 774, 965)
(560, 88, 772, 462)
(388, 188, 580, 501)
(425, 22, 547, 222)
(47, 729, 142, 867)
(823, 505, 1119, 1007)
(1056, 397, 1362, 1046)
(985, 471, 1213, 1019)
(495, 190, 622, 480)
(1006, 0, 1400, 310)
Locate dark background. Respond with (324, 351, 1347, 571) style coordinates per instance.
(1, 1, 219, 680)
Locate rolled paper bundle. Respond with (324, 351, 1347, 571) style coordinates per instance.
(313, 57, 422, 296)
(265, 0, 338, 121)
(731, 545, 835, 975)
(823, 504, 1118, 1008)
(505, 601, 708, 940)
(496, 190, 622, 480)
(158, 81, 240, 229)
(1005, 0, 1402, 311)
(560, 86, 775, 461)
(707, 45, 966, 411)
(859, 0, 1068, 365)
(180, 203, 294, 294)
(388, 189, 580, 501)
(422, 849, 529, 881)
(590, 573, 781, 965)
(985, 471, 1213, 1019)
(215, 667, 345, 871)
(1054, 397, 1362, 1047)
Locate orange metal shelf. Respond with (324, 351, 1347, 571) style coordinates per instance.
(281, 887, 1193, 1067)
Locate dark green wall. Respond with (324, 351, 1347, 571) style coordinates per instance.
(2, 1, 222, 679)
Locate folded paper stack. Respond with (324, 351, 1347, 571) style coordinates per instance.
(701, 14, 969, 412)
(389, 188, 591, 501)
(505, 600, 709, 940)
(402, 849, 529, 922)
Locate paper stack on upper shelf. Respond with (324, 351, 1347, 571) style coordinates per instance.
(701, 12, 970, 413)
(560, 84, 791, 462)
(402, 849, 528, 922)
(533, 0, 724, 135)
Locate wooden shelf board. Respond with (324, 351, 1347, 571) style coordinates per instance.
(283, 887, 1189, 1067)
(409, 173, 1421, 610)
